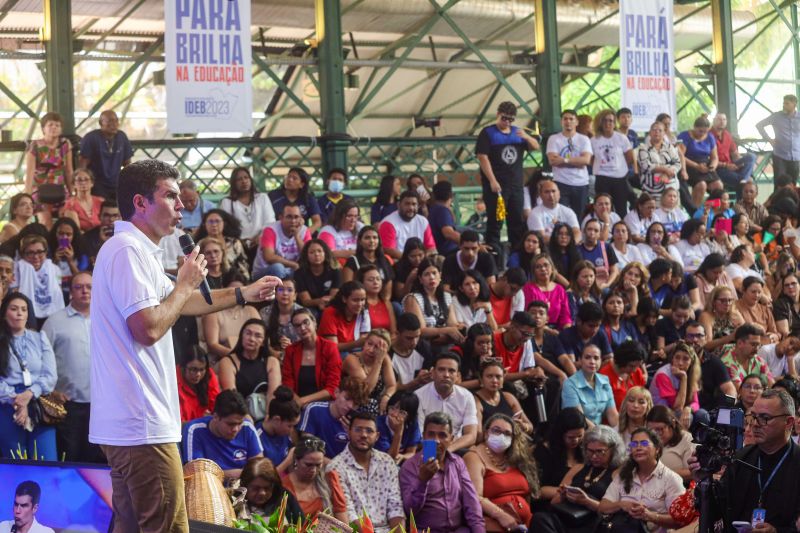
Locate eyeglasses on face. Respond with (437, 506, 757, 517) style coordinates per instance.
(488, 427, 513, 438)
(500, 115, 516, 122)
(277, 286, 295, 294)
(745, 413, 790, 427)
(628, 440, 651, 449)
(585, 447, 609, 456)
(741, 384, 764, 392)
(185, 366, 207, 375)
(24, 249, 46, 257)
(292, 317, 312, 329)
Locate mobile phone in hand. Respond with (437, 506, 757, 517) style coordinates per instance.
(58, 236, 69, 249)
(422, 440, 437, 462)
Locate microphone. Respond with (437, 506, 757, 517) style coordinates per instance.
(178, 233, 213, 305)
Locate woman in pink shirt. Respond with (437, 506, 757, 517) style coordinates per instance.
(523, 253, 572, 330)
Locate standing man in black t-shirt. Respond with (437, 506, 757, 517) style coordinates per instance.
(476, 102, 540, 260)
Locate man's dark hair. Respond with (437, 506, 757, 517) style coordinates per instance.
(497, 101, 517, 116)
(460, 230, 480, 245)
(735, 323, 764, 342)
(648, 258, 673, 279)
(527, 299, 549, 312)
(213, 389, 249, 418)
(280, 202, 301, 216)
(100, 199, 118, 212)
(349, 411, 377, 429)
(785, 94, 798, 104)
(671, 295, 692, 312)
(511, 311, 536, 328)
(707, 188, 725, 201)
(432, 181, 453, 202)
(685, 320, 704, 332)
(326, 167, 348, 185)
(396, 312, 421, 333)
(398, 189, 420, 203)
(423, 411, 453, 434)
(577, 301, 603, 323)
(562, 109, 578, 118)
(504, 267, 527, 287)
(614, 341, 647, 366)
(117, 160, 180, 221)
(15, 480, 41, 505)
(434, 351, 461, 367)
(617, 107, 632, 117)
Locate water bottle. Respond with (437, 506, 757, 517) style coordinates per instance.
(532, 383, 547, 424)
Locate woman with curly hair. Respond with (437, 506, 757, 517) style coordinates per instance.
(465, 413, 540, 532)
(194, 208, 250, 282)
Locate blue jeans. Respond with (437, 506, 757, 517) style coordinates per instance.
(716, 153, 757, 189)
(0, 403, 57, 460)
(253, 262, 293, 281)
(555, 182, 589, 218)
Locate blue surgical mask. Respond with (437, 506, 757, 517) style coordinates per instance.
(328, 180, 345, 194)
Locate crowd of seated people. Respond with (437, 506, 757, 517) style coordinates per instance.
(7, 100, 800, 532)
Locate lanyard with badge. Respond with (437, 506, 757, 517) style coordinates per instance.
(9, 338, 32, 387)
(753, 441, 793, 526)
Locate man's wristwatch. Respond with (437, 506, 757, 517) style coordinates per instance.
(235, 287, 246, 306)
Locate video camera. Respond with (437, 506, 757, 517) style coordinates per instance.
(692, 398, 745, 476)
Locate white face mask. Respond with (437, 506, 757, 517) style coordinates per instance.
(328, 180, 345, 194)
(486, 433, 512, 454)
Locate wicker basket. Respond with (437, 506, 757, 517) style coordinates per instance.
(184, 459, 236, 526)
(315, 513, 353, 533)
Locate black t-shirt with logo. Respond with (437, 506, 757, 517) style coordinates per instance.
(475, 124, 529, 186)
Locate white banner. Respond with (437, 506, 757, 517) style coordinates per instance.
(164, 0, 253, 134)
(620, 0, 675, 132)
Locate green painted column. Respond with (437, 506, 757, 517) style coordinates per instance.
(43, 0, 75, 134)
(315, 0, 348, 176)
(534, 0, 560, 136)
(711, 0, 737, 134)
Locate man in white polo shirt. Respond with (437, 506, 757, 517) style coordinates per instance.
(89, 160, 281, 533)
(414, 352, 477, 452)
(547, 109, 593, 217)
(527, 179, 581, 244)
(379, 190, 436, 260)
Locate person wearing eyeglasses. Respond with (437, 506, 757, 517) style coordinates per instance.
(476, 101, 540, 260)
(683, 321, 737, 411)
(719, 323, 774, 391)
(464, 413, 539, 532)
(375, 391, 422, 461)
(736, 374, 767, 414)
(282, 308, 341, 409)
(690, 389, 800, 533)
(176, 346, 220, 424)
(252, 203, 312, 281)
(13, 234, 65, 327)
(532, 425, 625, 533)
(326, 412, 405, 533)
(599, 427, 683, 533)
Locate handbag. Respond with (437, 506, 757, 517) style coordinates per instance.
(27, 394, 67, 426)
(10, 341, 67, 426)
(246, 382, 268, 421)
(595, 511, 648, 533)
(37, 183, 66, 205)
(551, 501, 594, 527)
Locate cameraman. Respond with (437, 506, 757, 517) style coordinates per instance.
(689, 389, 800, 533)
